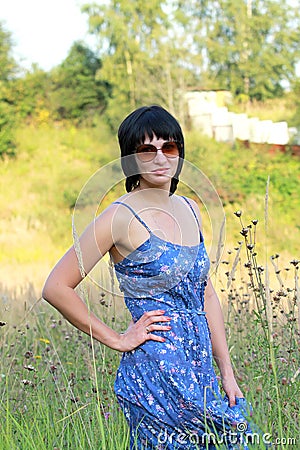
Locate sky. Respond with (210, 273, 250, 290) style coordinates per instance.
(1, 0, 299, 76)
(0, 0, 97, 71)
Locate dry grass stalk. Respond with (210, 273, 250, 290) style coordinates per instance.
(226, 241, 242, 289)
(72, 216, 86, 279)
(264, 176, 273, 338)
(215, 215, 226, 272)
(296, 268, 300, 333)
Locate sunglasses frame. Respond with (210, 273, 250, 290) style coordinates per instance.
(135, 140, 181, 162)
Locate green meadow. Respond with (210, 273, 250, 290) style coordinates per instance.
(0, 121, 299, 448)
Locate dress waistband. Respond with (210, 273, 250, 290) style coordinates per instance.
(171, 308, 206, 316)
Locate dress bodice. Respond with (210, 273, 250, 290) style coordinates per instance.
(113, 198, 210, 321)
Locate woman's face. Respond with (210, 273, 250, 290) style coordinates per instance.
(135, 135, 180, 188)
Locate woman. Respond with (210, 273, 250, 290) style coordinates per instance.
(42, 105, 255, 449)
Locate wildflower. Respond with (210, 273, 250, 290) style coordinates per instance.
(271, 253, 280, 259)
(279, 357, 288, 364)
(247, 244, 254, 251)
(240, 227, 249, 237)
(234, 210, 242, 217)
(290, 259, 299, 267)
(39, 338, 50, 344)
(251, 219, 258, 225)
(24, 365, 36, 372)
(21, 379, 34, 386)
(277, 289, 287, 297)
(0, 321, 7, 327)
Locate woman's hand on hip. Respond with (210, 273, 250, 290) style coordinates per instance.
(116, 310, 171, 352)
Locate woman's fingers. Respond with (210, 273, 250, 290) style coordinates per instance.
(141, 310, 172, 342)
(141, 310, 172, 325)
(145, 332, 168, 343)
(118, 310, 172, 351)
(144, 323, 172, 334)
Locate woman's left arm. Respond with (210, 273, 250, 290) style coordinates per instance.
(187, 198, 244, 406)
(204, 278, 244, 406)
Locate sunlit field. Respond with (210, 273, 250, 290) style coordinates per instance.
(0, 121, 299, 448)
(1, 210, 299, 449)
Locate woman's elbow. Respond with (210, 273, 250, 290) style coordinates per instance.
(41, 276, 58, 304)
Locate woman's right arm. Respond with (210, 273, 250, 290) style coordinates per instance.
(42, 205, 171, 351)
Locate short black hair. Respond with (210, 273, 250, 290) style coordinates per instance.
(118, 105, 185, 195)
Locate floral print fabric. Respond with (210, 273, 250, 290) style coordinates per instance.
(113, 198, 256, 449)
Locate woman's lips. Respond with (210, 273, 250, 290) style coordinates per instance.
(151, 168, 170, 175)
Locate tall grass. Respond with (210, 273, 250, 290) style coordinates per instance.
(1, 203, 299, 449)
(217, 200, 299, 448)
(0, 278, 130, 449)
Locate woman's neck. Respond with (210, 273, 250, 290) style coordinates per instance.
(135, 181, 172, 207)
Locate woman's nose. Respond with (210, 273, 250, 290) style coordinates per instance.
(153, 149, 167, 162)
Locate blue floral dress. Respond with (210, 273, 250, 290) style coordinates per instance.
(113, 197, 256, 450)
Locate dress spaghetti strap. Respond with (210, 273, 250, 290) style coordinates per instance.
(181, 196, 204, 242)
(113, 201, 152, 233)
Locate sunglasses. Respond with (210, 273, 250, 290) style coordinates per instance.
(135, 141, 180, 162)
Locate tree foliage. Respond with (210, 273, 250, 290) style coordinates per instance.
(1, 1, 300, 140)
(49, 42, 110, 122)
(0, 22, 17, 157)
(82, 0, 300, 125)
(188, 0, 300, 100)
(10, 66, 51, 121)
(82, 0, 201, 128)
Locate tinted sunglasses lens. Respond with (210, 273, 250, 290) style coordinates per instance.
(136, 144, 156, 161)
(136, 141, 180, 161)
(161, 141, 179, 157)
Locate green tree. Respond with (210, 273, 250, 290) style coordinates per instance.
(10, 65, 51, 122)
(49, 41, 110, 123)
(0, 22, 18, 157)
(291, 79, 300, 128)
(186, 0, 300, 100)
(82, 0, 200, 128)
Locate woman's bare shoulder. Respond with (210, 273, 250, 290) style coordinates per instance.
(94, 191, 138, 238)
(174, 194, 203, 226)
(174, 194, 201, 212)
